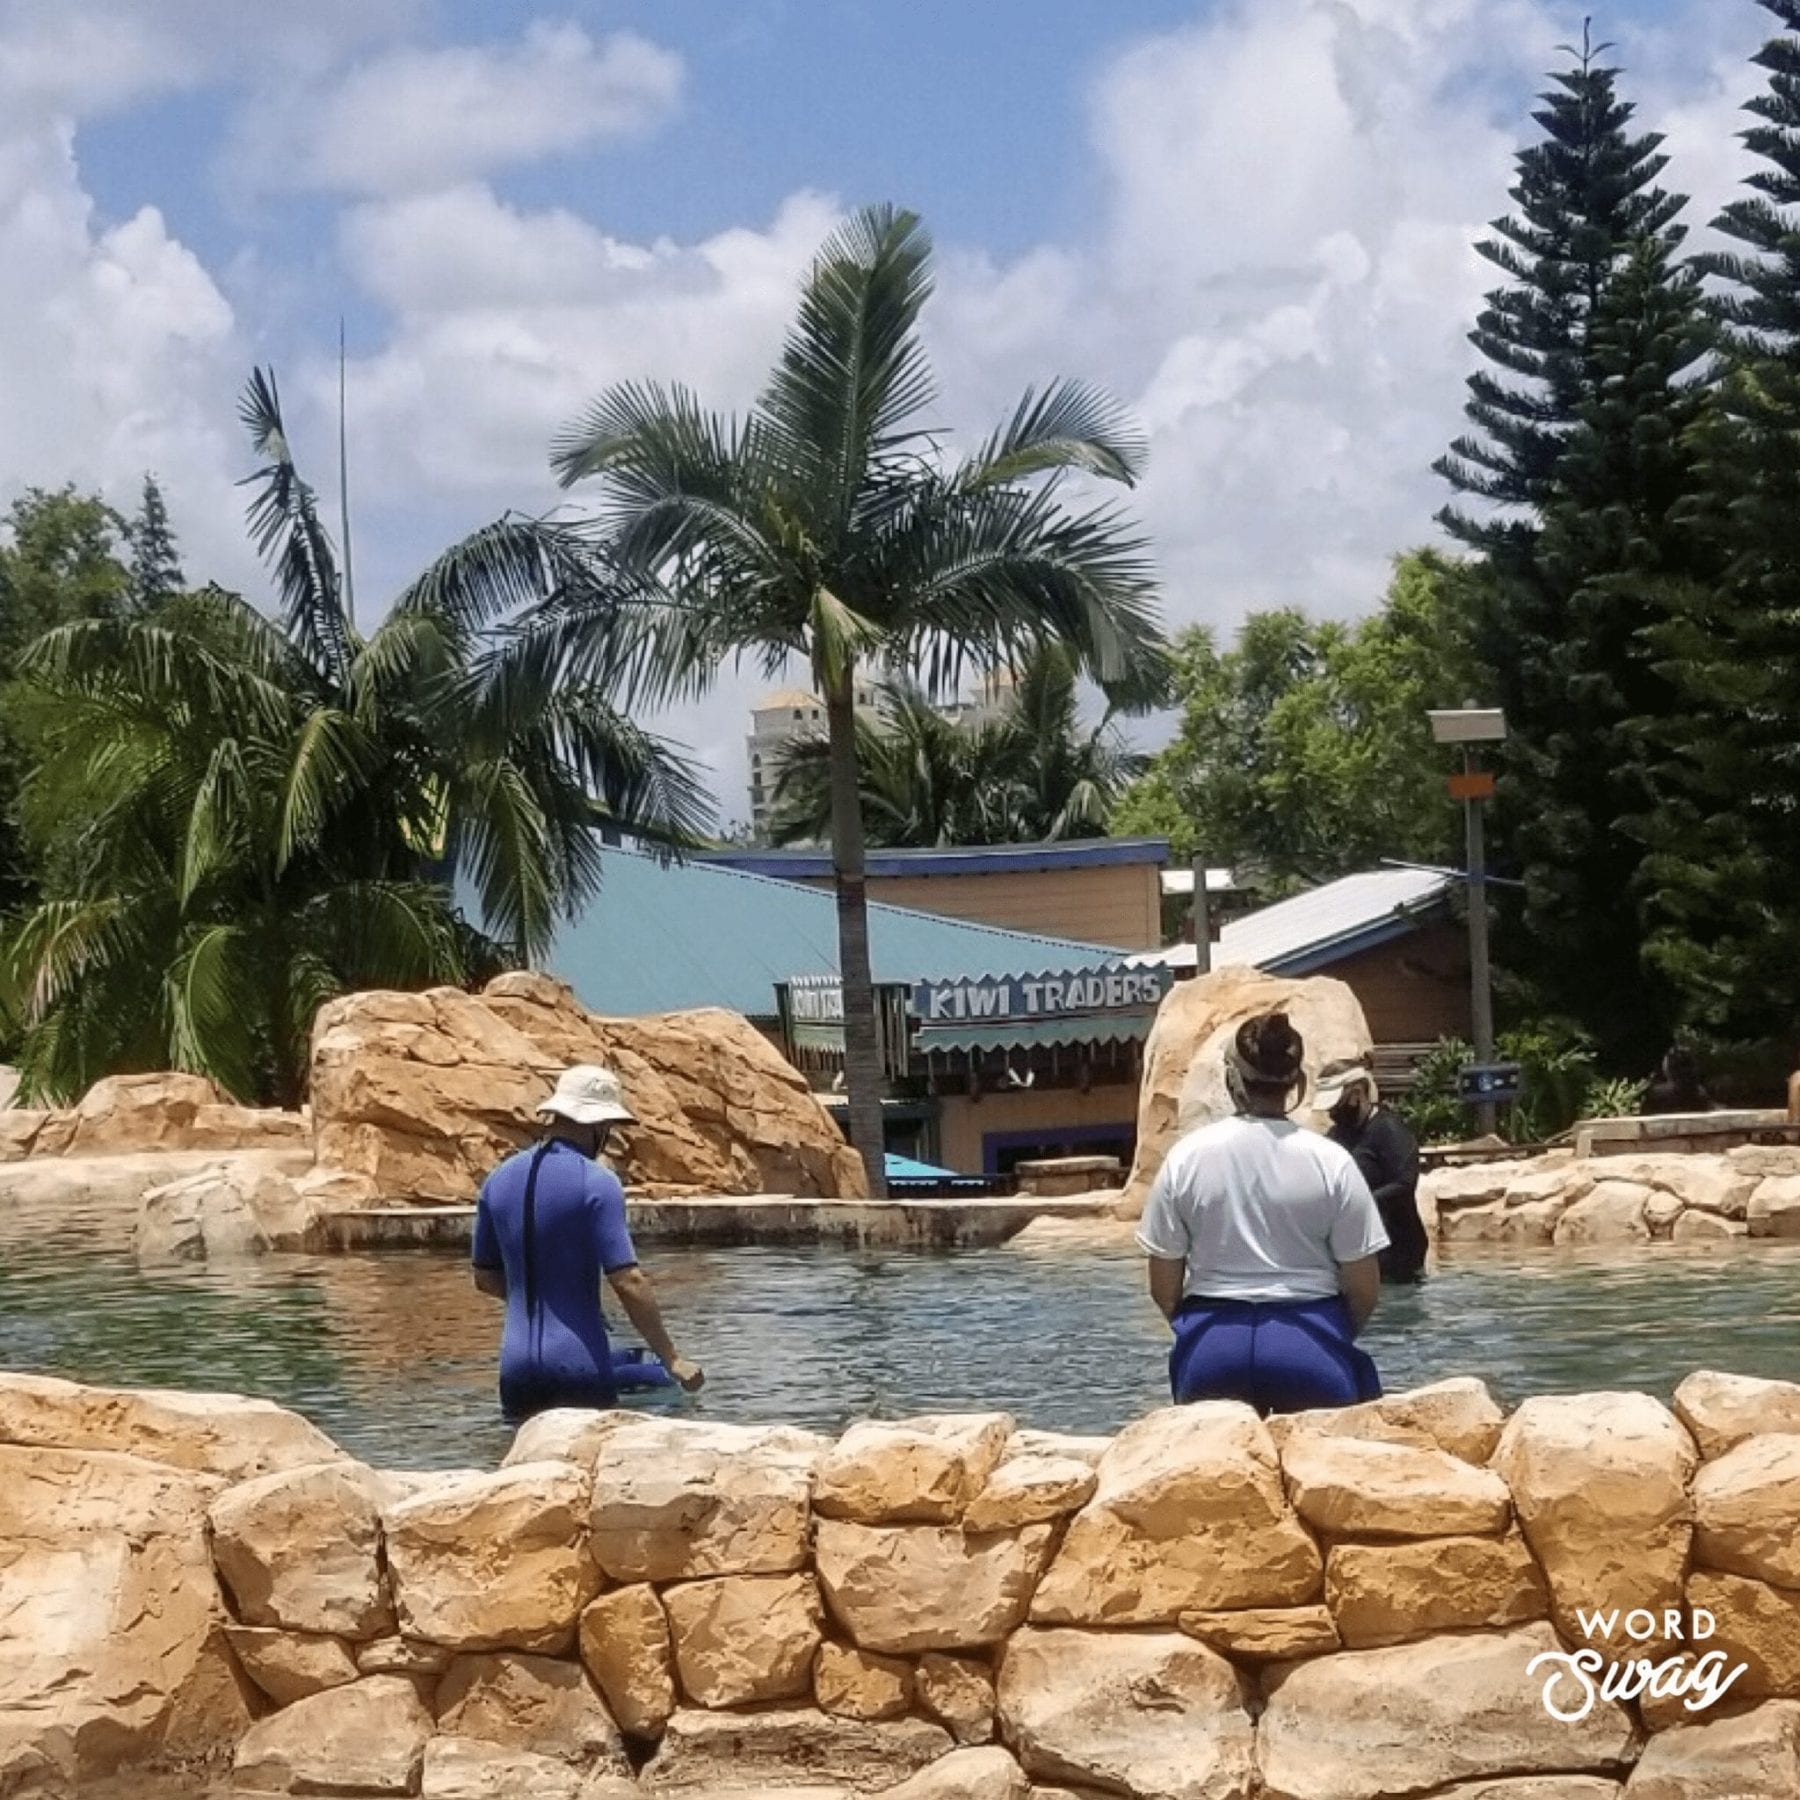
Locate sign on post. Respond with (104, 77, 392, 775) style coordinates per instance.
(1458, 1061, 1523, 1107)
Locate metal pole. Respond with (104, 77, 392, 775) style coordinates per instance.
(339, 317, 356, 632)
(1464, 747, 1497, 1136)
(1190, 856, 1212, 976)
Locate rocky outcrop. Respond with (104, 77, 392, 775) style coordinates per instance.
(1118, 966, 1372, 1219)
(1420, 1146, 1798, 1246)
(312, 973, 866, 1203)
(14, 1367, 1800, 1795)
(11, 1071, 307, 1162)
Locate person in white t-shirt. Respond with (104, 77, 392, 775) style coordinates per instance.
(1136, 1010, 1389, 1414)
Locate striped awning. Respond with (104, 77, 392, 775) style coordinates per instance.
(914, 1014, 1157, 1056)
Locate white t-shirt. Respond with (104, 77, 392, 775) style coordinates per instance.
(1136, 1115, 1390, 1303)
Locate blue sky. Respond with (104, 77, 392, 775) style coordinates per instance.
(0, 0, 1770, 815)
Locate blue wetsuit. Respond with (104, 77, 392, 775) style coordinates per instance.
(473, 1139, 639, 1422)
(1168, 1294, 1381, 1413)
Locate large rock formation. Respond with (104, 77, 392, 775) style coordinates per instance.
(1117, 966, 1372, 1219)
(1419, 1145, 1800, 1247)
(13, 1366, 1800, 1795)
(4, 1071, 307, 1162)
(311, 973, 866, 1203)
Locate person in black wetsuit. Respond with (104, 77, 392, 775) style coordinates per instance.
(1320, 1058, 1429, 1284)
(1641, 1046, 1717, 1117)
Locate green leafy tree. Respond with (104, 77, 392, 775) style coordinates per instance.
(127, 474, 186, 612)
(547, 205, 1165, 1192)
(768, 643, 1146, 847)
(1112, 551, 1477, 884)
(4, 371, 709, 1104)
(1632, 0, 1800, 1052)
(0, 488, 134, 923)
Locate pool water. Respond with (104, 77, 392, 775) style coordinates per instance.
(4, 1186, 1799, 1469)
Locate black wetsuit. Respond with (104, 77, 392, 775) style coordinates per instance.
(1329, 1108, 1429, 1284)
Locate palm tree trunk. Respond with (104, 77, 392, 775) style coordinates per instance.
(824, 670, 888, 1199)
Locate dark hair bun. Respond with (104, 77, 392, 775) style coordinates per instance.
(1236, 1010, 1306, 1083)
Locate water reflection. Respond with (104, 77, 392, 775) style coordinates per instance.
(2, 1176, 1798, 1469)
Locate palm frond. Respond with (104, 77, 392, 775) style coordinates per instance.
(962, 381, 1148, 489)
(278, 708, 382, 869)
(167, 923, 262, 1097)
(759, 204, 938, 534)
(180, 737, 254, 905)
(237, 366, 354, 684)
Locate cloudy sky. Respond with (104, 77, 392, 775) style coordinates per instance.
(0, 0, 1772, 823)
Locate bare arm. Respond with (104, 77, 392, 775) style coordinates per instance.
(1338, 1255, 1380, 1335)
(472, 1265, 505, 1299)
(607, 1266, 704, 1390)
(1147, 1257, 1186, 1325)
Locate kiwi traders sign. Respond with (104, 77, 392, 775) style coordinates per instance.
(910, 964, 1173, 1024)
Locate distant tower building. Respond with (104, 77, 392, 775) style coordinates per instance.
(746, 685, 878, 838)
(745, 673, 1008, 839)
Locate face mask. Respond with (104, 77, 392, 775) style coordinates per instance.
(1329, 1099, 1363, 1129)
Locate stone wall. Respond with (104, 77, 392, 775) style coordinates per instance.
(8, 1369, 1800, 1797)
(1421, 1145, 1800, 1247)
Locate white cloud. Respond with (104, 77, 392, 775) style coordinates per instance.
(0, 114, 252, 592)
(243, 21, 683, 198)
(0, 0, 422, 119)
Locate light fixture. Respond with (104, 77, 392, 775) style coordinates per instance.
(1428, 705, 1508, 745)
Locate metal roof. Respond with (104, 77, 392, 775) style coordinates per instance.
(914, 1014, 1159, 1055)
(1133, 868, 1456, 976)
(703, 837, 1170, 881)
(545, 847, 1123, 1019)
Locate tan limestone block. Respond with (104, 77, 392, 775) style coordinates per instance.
(813, 1642, 914, 1721)
(1323, 1532, 1549, 1649)
(1178, 1605, 1341, 1662)
(663, 1572, 823, 1708)
(816, 1520, 1054, 1655)
(1492, 1392, 1696, 1657)
(223, 1626, 359, 1707)
(589, 1418, 821, 1582)
(996, 1626, 1254, 1799)
(1030, 1403, 1322, 1626)
(1675, 1371, 1800, 1460)
(1264, 1377, 1506, 1464)
(1257, 1625, 1636, 1800)
(578, 1583, 676, 1738)
(209, 1460, 391, 1639)
(1624, 1698, 1800, 1797)
(1693, 1433, 1800, 1588)
(1687, 1571, 1800, 1700)
(963, 1455, 1097, 1532)
(384, 1461, 598, 1653)
(435, 1651, 630, 1773)
(916, 1653, 997, 1744)
(231, 1674, 432, 1795)
(878, 1746, 1032, 1800)
(639, 1708, 953, 1792)
(1282, 1433, 1512, 1539)
(813, 1415, 1013, 1524)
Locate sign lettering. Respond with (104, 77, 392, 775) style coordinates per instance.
(909, 963, 1172, 1024)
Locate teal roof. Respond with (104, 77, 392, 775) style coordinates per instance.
(544, 847, 1121, 1019)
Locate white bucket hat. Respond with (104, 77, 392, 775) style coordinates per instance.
(1315, 1056, 1377, 1111)
(537, 1064, 636, 1127)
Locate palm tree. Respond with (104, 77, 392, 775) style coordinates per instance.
(767, 644, 1148, 848)
(546, 205, 1166, 1193)
(3, 371, 708, 1104)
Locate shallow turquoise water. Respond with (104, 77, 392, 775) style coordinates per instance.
(3, 1184, 1799, 1469)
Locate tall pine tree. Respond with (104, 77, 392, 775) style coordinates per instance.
(1436, 28, 1704, 1067)
(1637, 0, 1800, 1053)
(127, 474, 184, 612)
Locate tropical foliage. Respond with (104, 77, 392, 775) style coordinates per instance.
(767, 644, 1147, 848)
(2, 372, 708, 1104)
(545, 204, 1166, 1191)
(1113, 550, 1478, 887)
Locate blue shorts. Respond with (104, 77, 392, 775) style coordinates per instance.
(1170, 1294, 1382, 1416)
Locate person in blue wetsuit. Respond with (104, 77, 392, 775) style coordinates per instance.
(1137, 1011, 1388, 1415)
(472, 1064, 704, 1421)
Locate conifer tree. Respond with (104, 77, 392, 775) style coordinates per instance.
(127, 474, 184, 612)
(1635, 0, 1800, 1051)
(1436, 27, 1704, 1066)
